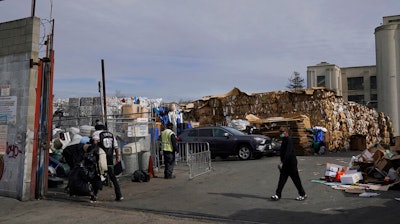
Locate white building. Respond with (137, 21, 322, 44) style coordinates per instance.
(307, 15, 399, 136)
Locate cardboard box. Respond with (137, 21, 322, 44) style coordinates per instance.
(325, 163, 344, 177)
(340, 173, 360, 184)
(344, 170, 363, 180)
(372, 147, 386, 161)
(374, 158, 391, 171)
(362, 148, 375, 162)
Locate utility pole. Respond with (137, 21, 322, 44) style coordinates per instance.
(101, 59, 108, 129)
(31, 0, 36, 17)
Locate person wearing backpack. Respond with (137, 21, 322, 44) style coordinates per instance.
(161, 122, 178, 179)
(93, 124, 124, 201)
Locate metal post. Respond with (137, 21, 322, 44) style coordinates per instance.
(31, 0, 36, 17)
(101, 59, 107, 129)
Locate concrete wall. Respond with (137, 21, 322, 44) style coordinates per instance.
(0, 17, 40, 200)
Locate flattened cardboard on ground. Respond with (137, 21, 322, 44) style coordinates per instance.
(345, 188, 366, 194)
(359, 181, 400, 191)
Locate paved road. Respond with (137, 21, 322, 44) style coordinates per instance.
(2, 151, 399, 224)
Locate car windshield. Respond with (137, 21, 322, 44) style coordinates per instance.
(223, 126, 246, 136)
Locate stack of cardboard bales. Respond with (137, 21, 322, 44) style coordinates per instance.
(183, 87, 393, 154)
(248, 116, 313, 155)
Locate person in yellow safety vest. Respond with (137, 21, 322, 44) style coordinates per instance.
(161, 122, 178, 179)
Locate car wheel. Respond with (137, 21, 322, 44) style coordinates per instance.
(237, 145, 251, 160)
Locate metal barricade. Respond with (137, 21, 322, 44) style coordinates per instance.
(177, 142, 212, 179)
(157, 141, 212, 179)
(105, 117, 212, 179)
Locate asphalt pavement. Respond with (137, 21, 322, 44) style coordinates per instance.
(2, 151, 400, 224)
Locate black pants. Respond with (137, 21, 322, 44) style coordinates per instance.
(275, 164, 305, 198)
(163, 151, 175, 178)
(107, 165, 122, 199)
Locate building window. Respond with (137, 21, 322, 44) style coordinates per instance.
(370, 76, 377, 90)
(348, 95, 364, 104)
(347, 77, 364, 90)
(371, 94, 377, 101)
(317, 76, 325, 87)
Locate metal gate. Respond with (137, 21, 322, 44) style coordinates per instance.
(177, 142, 212, 179)
(105, 118, 212, 179)
(157, 141, 212, 179)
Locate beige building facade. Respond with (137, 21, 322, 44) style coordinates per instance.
(307, 15, 400, 135)
(307, 63, 377, 108)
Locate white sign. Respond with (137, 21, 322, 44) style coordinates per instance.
(0, 96, 17, 124)
(127, 122, 148, 137)
(1, 85, 10, 96)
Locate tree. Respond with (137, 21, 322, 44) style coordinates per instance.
(286, 71, 305, 90)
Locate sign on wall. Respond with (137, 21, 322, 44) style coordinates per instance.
(1, 85, 10, 96)
(0, 96, 17, 124)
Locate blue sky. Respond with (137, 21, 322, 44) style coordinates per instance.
(1, 0, 399, 102)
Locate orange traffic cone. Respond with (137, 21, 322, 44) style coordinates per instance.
(148, 155, 155, 178)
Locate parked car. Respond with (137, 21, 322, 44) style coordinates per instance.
(264, 136, 281, 156)
(178, 126, 275, 160)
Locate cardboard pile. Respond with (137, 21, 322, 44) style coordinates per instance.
(316, 138, 400, 196)
(247, 115, 312, 155)
(183, 87, 394, 154)
(351, 136, 400, 183)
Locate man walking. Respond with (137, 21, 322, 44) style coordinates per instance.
(93, 123, 123, 201)
(271, 126, 307, 201)
(161, 122, 178, 179)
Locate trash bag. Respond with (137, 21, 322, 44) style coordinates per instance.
(131, 170, 150, 182)
(68, 165, 94, 196)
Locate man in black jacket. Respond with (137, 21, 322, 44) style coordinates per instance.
(93, 124, 123, 201)
(271, 126, 307, 201)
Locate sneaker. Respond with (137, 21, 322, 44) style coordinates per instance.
(295, 195, 308, 201)
(89, 195, 97, 203)
(271, 195, 280, 201)
(115, 196, 124, 201)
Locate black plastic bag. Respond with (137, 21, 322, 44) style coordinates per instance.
(114, 160, 125, 176)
